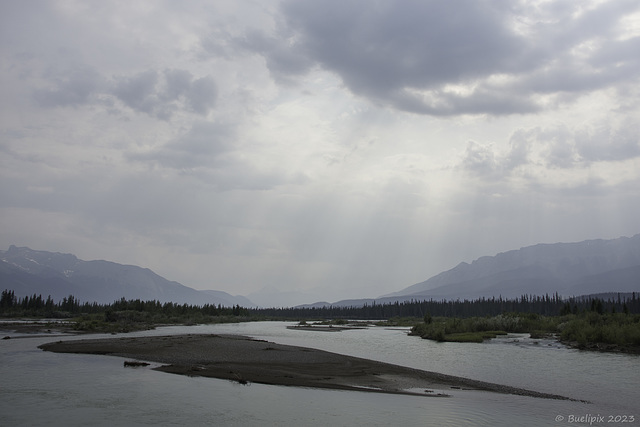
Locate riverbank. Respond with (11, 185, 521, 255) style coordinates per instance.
(39, 333, 580, 400)
(1, 321, 80, 337)
(559, 339, 640, 354)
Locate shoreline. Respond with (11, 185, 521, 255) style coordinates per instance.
(39, 333, 581, 400)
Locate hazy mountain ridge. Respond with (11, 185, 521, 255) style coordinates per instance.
(384, 234, 640, 301)
(387, 236, 640, 297)
(0, 246, 254, 307)
(300, 235, 640, 308)
(3, 235, 640, 309)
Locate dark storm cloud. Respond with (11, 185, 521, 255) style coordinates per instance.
(235, 0, 640, 116)
(280, 1, 523, 86)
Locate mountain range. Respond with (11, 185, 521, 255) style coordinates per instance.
(0, 246, 254, 307)
(2, 234, 640, 308)
(301, 234, 640, 308)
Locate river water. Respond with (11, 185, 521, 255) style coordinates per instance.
(1, 321, 638, 426)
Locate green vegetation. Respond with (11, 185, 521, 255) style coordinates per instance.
(410, 311, 640, 351)
(252, 292, 640, 319)
(444, 331, 508, 343)
(377, 316, 424, 327)
(410, 315, 518, 342)
(559, 312, 640, 350)
(2, 288, 639, 351)
(0, 290, 259, 333)
(70, 311, 256, 333)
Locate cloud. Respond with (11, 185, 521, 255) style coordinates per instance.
(127, 121, 235, 169)
(162, 69, 194, 101)
(574, 120, 640, 162)
(458, 122, 640, 188)
(186, 76, 218, 114)
(236, 30, 315, 85)
(125, 120, 297, 191)
(154, 70, 218, 115)
(2, 0, 640, 303)
(461, 141, 499, 177)
(33, 67, 218, 120)
(112, 70, 160, 115)
(110, 69, 218, 119)
(33, 67, 104, 108)
(233, 0, 640, 116)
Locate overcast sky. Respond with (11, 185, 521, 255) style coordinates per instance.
(1, 1, 639, 306)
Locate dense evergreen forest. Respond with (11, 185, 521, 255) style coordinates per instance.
(2, 289, 639, 320)
(0, 289, 246, 318)
(254, 293, 640, 319)
(3, 289, 639, 350)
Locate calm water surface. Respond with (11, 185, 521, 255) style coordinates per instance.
(1, 321, 638, 426)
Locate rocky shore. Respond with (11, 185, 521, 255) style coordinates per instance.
(39, 333, 579, 400)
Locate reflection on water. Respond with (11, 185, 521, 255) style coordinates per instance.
(1, 322, 638, 426)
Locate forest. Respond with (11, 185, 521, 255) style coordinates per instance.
(2, 289, 639, 351)
(2, 289, 639, 320)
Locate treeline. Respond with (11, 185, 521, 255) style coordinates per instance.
(2, 289, 639, 320)
(0, 290, 247, 318)
(251, 293, 640, 319)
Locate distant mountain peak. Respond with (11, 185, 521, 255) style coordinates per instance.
(382, 234, 640, 301)
(0, 246, 255, 307)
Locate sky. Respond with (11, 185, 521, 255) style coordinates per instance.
(1, 0, 640, 306)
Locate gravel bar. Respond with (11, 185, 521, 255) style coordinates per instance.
(39, 334, 580, 400)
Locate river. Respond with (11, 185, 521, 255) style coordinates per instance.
(1, 321, 638, 426)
